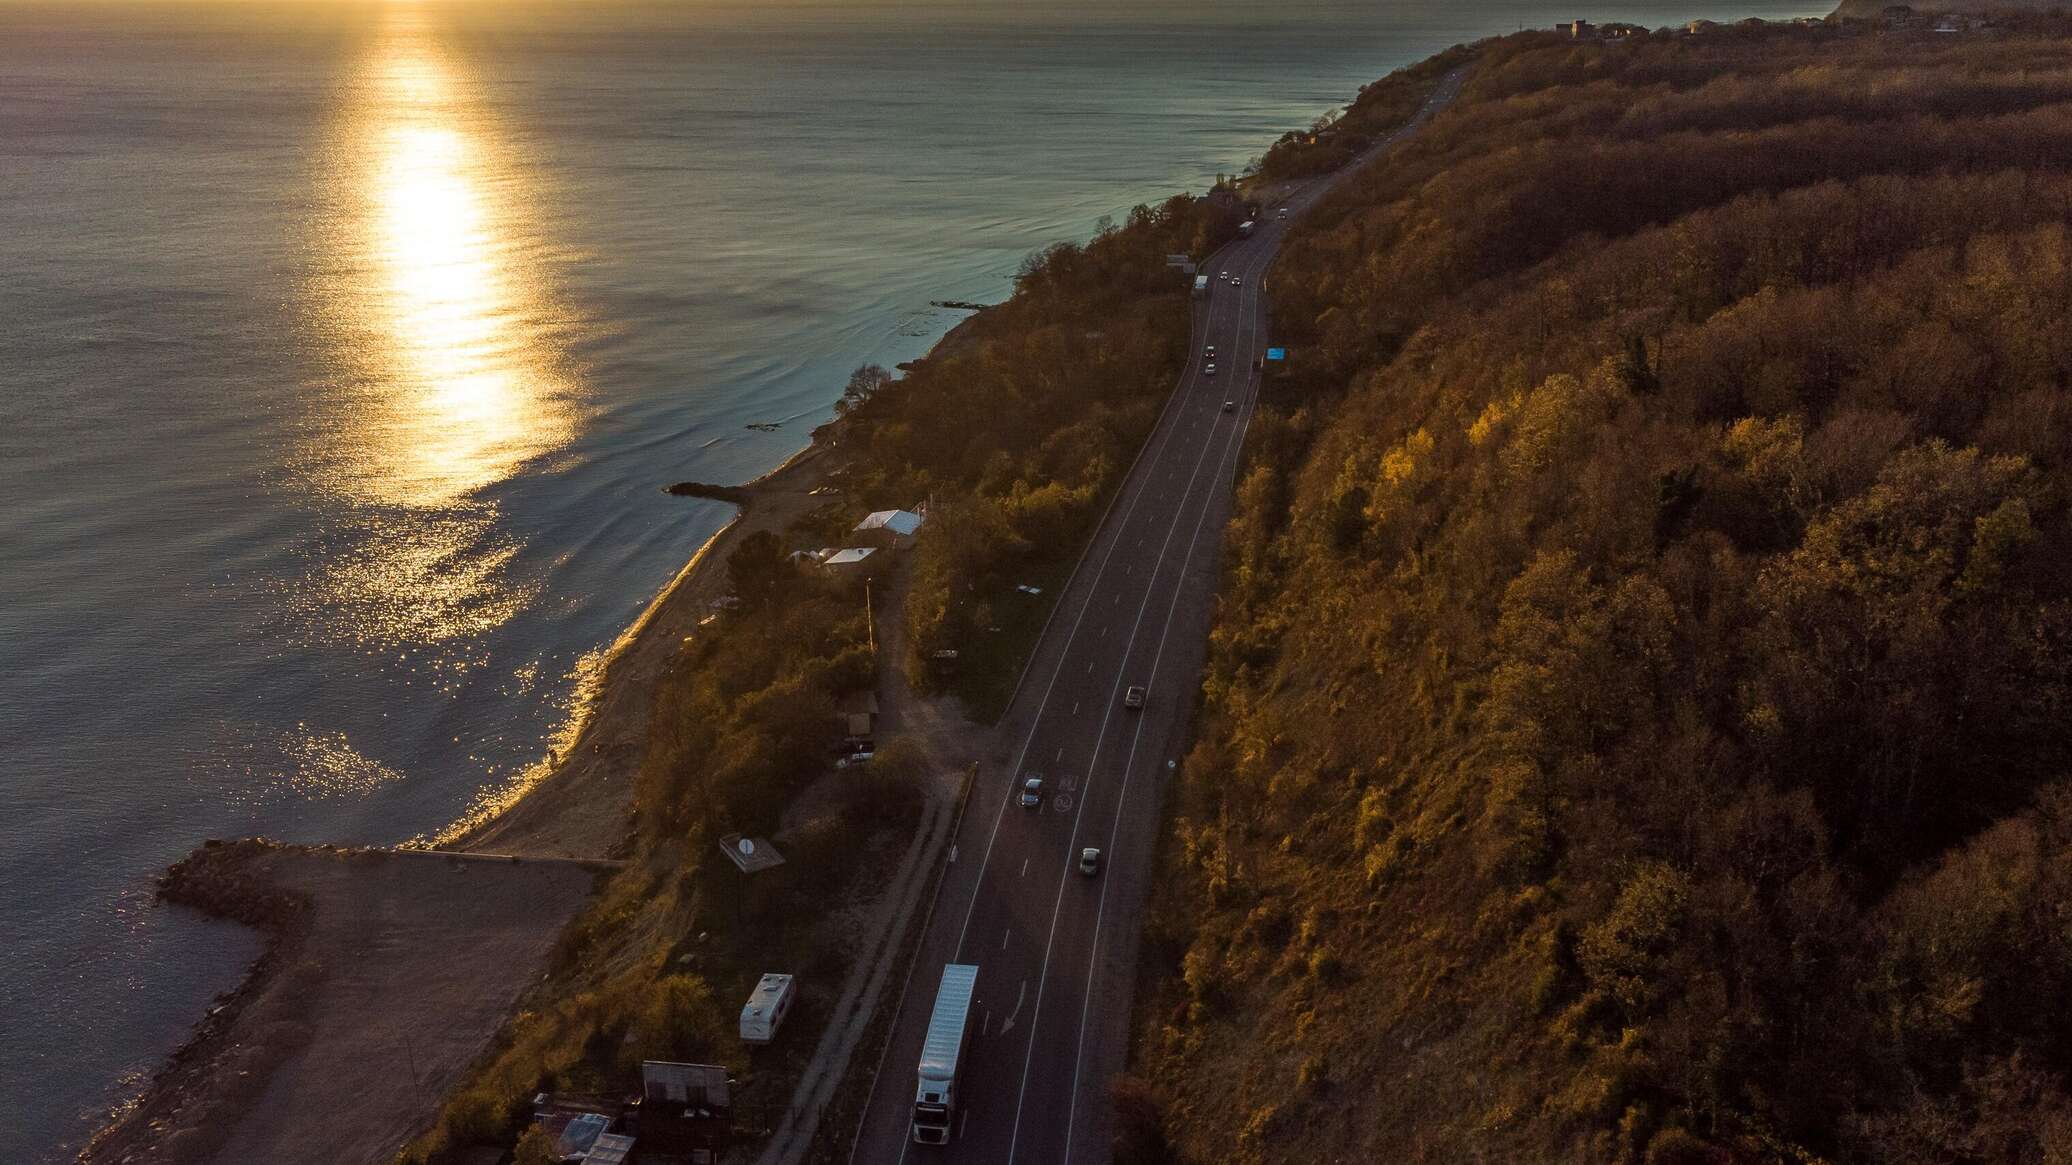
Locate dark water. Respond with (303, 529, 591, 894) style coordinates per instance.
(0, 0, 1820, 1153)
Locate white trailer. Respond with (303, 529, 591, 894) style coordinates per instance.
(911, 963, 980, 1144)
(739, 973, 795, 1044)
(1192, 274, 1209, 298)
(1238, 219, 1256, 237)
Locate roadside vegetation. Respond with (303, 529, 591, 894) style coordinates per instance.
(1253, 46, 1473, 181)
(835, 193, 1243, 718)
(1132, 18, 2072, 1164)
(401, 184, 1239, 1160)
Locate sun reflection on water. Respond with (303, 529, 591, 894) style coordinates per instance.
(337, 12, 581, 510)
(295, 8, 585, 649)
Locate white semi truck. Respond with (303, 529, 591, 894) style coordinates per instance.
(1192, 273, 1209, 298)
(911, 963, 980, 1145)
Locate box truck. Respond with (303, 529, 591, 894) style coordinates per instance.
(911, 963, 980, 1144)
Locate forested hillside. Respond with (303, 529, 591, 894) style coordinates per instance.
(1132, 20, 2072, 1164)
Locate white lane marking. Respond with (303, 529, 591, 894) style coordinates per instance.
(1071, 700, 1079, 715)
(1085, 660, 1094, 673)
(1002, 275, 1257, 1157)
(1055, 747, 1063, 762)
(1000, 979, 1028, 1034)
(983, 1007, 992, 1036)
(1053, 80, 1465, 1160)
(1002, 927, 1012, 950)
(1020, 857, 1029, 878)
(890, 224, 1257, 1165)
(1063, 356, 1260, 1159)
(960, 1110, 969, 1141)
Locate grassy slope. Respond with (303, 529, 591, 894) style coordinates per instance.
(1132, 20, 2072, 1165)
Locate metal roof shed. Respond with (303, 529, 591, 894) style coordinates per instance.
(642, 1060, 732, 1107)
(582, 1133, 636, 1164)
(855, 509, 924, 537)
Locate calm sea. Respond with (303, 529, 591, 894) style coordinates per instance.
(0, 0, 1819, 1153)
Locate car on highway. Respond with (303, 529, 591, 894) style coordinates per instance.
(1204, 362, 1217, 377)
(1018, 774, 1044, 809)
(1219, 270, 1230, 281)
(837, 749, 874, 769)
(1203, 344, 1215, 359)
(1223, 400, 1236, 413)
(1079, 848, 1102, 876)
(1231, 275, 1243, 287)
(1123, 685, 1146, 709)
(1278, 206, 1289, 219)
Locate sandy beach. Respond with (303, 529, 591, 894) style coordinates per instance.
(446, 442, 838, 860)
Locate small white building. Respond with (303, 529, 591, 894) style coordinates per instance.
(853, 509, 925, 549)
(821, 546, 877, 571)
(740, 973, 796, 1044)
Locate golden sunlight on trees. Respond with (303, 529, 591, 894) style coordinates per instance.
(1131, 17, 2072, 1164)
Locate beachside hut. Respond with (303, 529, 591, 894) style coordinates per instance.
(820, 547, 878, 575)
(853, 509, 924, 550)
(639, 1061, 732, 1158)
(582, 1133, 636, 1165)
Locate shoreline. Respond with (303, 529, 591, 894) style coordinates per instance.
(86, 307, 988, 1161)
(441, 437, 835, 858)
(79, 447, 837, 1162)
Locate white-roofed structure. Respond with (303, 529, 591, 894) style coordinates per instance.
(642, 1060, 732, 1108)
(822, 547, 877, 569)
(853, 509, 924, 549)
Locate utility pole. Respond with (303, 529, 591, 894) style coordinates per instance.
(866, 579, 875, 653)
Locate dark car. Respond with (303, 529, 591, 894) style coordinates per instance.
(1018, 774, 1044, 809)
(1124, 685, 1146, 709)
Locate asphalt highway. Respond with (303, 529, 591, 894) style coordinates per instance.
(849, 69, 1466, 1165)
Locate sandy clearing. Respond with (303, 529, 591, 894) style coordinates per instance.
(83, 846, 606, 1165)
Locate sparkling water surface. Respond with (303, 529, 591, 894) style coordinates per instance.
(0, 1, 1821, 1153)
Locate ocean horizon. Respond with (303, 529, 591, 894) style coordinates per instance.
(0, 1, 1822, 1155)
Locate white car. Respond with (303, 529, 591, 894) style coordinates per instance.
(1223, 400, 1236, 413)
(1231, 275, 1243, 287)
(1220, 270, 1230, 281)
(1204, 363, 1217, 377)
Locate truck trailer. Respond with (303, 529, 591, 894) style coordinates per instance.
(1237, 219, 1256, 237)
(1191, 274, 1209, 298)
(911, 963, 980, 1145)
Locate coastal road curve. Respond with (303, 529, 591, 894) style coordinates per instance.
(848, 68, 1466, 1165)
